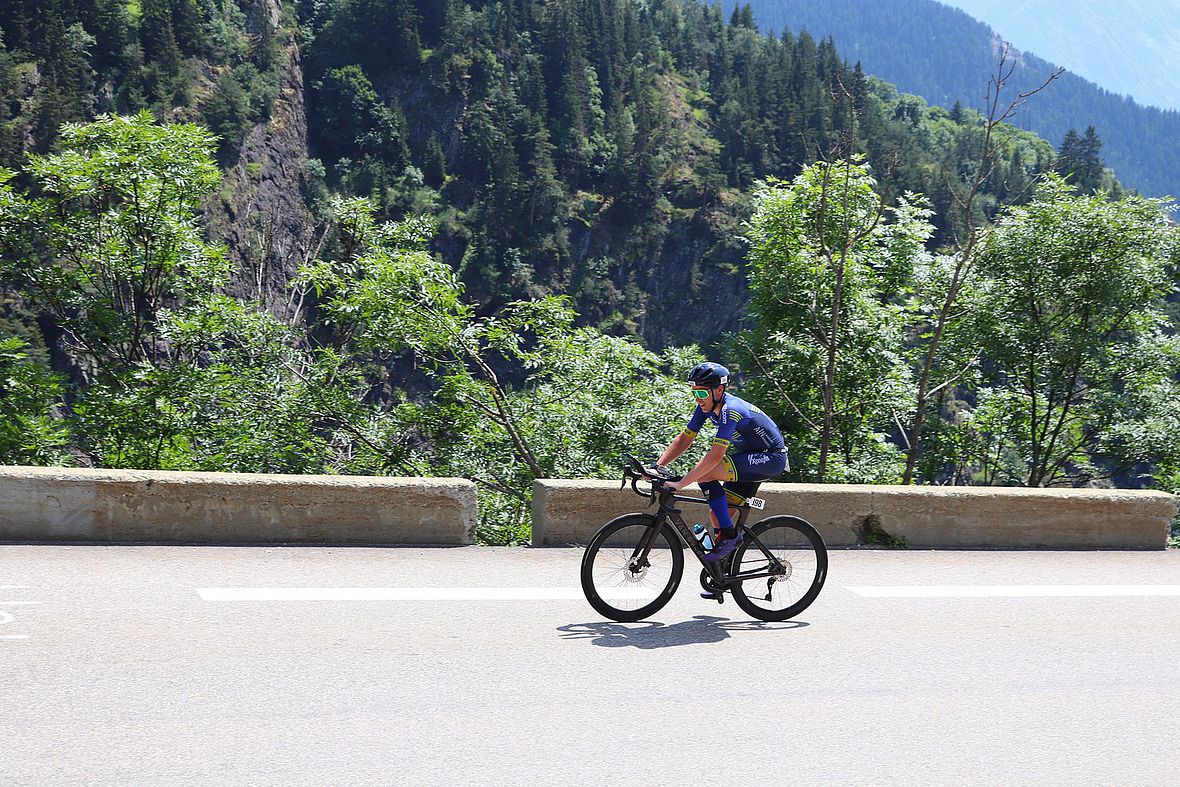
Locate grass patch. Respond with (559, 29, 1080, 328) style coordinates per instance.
(856, 514, 909, 549)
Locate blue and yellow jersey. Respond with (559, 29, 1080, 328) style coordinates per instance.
(684, 394, 784, 454)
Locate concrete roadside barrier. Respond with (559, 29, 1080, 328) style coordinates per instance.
(0, 466, 477, 545)
(532, 479, 1177, 549)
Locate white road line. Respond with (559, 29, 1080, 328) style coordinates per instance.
(199, 587, 650, 602)
(0, 601, 42, 606)
(0, 635, 30, 640)
(847, 585, 1180, 598)
(0, 586, 30, 590)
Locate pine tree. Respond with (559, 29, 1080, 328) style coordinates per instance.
(392, 0, 423, 73)
(0, 33, 25, 165)
(730, 4, 756, 30)
(29, 19, 96, 150)
(1079, 125, 1105, 191)
(139, 0, 181, 76)
(540, 0, 590, 179)
(1056, 127, 1106, 193)
(251, 0, 280, 72)
(423, 134, 446, 188)
(1055, 128, 1082, 181)
(171, 0, 201, 57)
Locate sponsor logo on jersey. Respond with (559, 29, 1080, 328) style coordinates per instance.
(754, 426, 770, 441)
(748, 453, 772, 466)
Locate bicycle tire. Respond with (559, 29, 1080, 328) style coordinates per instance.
(730, 515, 827, 621)
(580, 513, 684, 622)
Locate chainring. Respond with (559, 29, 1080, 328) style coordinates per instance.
(699, 567, 725, 594)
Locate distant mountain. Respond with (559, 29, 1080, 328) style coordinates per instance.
(941, 0, 1180, 112)
(721, 0, 1180, 198)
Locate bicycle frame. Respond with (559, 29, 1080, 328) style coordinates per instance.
(630, 477, 786, 590)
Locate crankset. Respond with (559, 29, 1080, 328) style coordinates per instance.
(699, 567, 726, 603)
(699, 567, 725, 594)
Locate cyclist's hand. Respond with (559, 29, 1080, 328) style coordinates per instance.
(664, 480, 682, 492)
(640, 464, 669, 481)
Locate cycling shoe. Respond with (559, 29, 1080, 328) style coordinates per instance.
(702, 534, 742, 562)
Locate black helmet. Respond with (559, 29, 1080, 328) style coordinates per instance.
(687, 362, 729, 387)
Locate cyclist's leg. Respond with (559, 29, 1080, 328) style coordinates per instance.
(723, 452, 787, 527)
(728, 451, 787, 485)
(722, 480, 761, 511)
(698, 455, 739, 535)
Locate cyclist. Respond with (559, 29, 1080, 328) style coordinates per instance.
(654, 362, 788, 564)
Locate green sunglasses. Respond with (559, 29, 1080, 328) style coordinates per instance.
(691, 388, 716, 399)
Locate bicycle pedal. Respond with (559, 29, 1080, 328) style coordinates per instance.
(700, 591, 724, 603)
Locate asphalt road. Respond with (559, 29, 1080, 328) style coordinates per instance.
(2, 545, 1178, 786)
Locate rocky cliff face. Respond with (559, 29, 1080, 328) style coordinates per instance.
(566, 207, 749, 350)
(204, 10, 315, 326)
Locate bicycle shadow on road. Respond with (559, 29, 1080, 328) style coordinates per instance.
(557, 616, 807, 649)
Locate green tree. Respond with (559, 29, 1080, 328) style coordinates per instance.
(295, 197, 548, 480)
(311, 65, 410, 184)
(735, 158, 931, 482)
(0, 112, 226, 377)
(1, 113, 374, 471)
(0, 33, 25, 165)
(1056, 125, 1110, 194)
(962, 174, 1179, 486)
(423, 133, 446, 187)
(29, 21, 97, 150)
(139, 0, 182, 76)
(901, 46, 1061, 483)
(201, 70, 250, 156)
(142, 294, 358, 473)
(0, 336, 71, 465)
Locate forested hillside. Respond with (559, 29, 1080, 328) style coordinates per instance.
(0, 0, 289, 163)
(294, 0, 1069, 345)
(723, 0, 1180, 198)
(2, 0, 1062, 349)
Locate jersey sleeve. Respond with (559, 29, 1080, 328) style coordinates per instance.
(711, 405, 738, 449)
(683, 406, 707, 437)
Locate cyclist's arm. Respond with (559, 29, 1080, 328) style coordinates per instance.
(677, 406, 736, 486)
(659, 406, 707, 467)
(677, 442, 728, 487)
(657, 430, 695, 466)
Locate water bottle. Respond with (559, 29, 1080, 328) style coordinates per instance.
(692, 523, 714, 550)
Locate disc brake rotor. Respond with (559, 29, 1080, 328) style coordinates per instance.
(624, 558, 649, 582)
(764, 560, 791, 599)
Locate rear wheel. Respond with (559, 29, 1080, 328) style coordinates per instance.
(580, 514, 684, 622)
(730, 516, 827, 621)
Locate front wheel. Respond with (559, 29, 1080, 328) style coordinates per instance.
(730, 516, 827, 622)
(580, 514, 684, 622)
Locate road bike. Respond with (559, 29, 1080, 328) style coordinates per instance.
(579, 456, 827, 622)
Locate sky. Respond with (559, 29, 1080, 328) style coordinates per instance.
(937, 0, 1180, 111)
